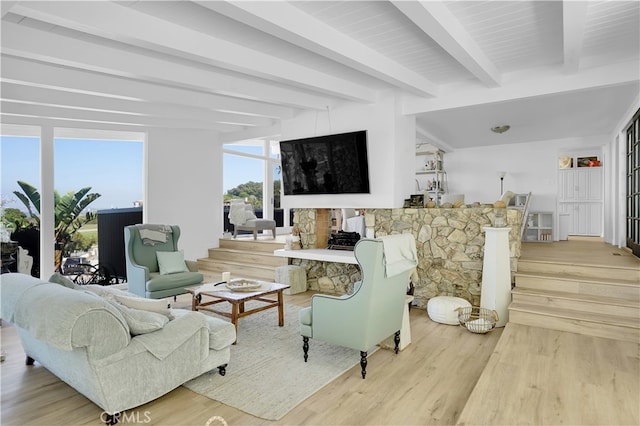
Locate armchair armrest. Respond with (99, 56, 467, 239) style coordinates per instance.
(126, 262, 149, 297)
(185, 259, 199, 272)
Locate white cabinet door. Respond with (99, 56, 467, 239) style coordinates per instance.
(558, 168, 603, 201)
(588, 203, 603, 235)
(558, 170, 575, 201)
(557, 167, 603, 236)
(586, 168, 603, 201)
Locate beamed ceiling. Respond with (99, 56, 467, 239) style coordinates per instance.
(1, 1, 639, 149)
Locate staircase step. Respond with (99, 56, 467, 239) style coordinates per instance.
(514, 272, 640, 301)
(509, 302, 640, 343)
(197, 258, 278, 282)
(206, 248, 288, 268)
(511, 287, 640, 319)
(517, 259, 639, 282)
(218, 238, 284, 254)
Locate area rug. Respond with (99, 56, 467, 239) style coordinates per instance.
(183, 302, 376, 421)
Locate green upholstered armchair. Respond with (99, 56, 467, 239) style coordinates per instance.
(299, 236, 416, 379)
(124, 224, 203, 299)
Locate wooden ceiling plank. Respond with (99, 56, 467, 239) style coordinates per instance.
(198, 0, 439, 97)
(392, 0, 501, 87)
(11, 1, 376, 103)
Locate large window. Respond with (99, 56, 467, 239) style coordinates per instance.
(223, 140, 285, 232)
(1, 128, 143, 277)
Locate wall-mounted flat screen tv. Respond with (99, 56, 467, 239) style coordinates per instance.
(279, 130, 370, 195)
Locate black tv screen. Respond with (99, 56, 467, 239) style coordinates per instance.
(279, 130, 370, 195)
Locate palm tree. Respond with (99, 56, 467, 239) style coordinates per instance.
(13, 180, 101, 259)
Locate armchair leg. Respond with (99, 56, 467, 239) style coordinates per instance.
(302, 336, 309, 362)
(26, 355, 35, 365)
(360, 351, 368, 379)
(218, 364, 227, 376)
(394, 330, 401, 354)
(104, 413, 120, 425)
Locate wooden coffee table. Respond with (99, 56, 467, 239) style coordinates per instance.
(186, 281, 290, 343)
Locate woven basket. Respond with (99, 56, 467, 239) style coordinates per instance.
(456, 306, 498, 334)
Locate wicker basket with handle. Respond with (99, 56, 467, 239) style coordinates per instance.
(456, 306, 499, 334)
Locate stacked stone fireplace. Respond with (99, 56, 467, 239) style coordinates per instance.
(290, 207, 522, 308)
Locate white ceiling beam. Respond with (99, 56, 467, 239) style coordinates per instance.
(2, 55, 296, 121)
(563, 1, 589, 73)
(1, 1, 17, 18)
(392, 0, 501, 87)
(404, 60, 640, 114)
(0, 113, 154, 134)
(198, 0, 438, 97)
(1, 22, 337, 112)
(0, 100, 243, 132)
(219, 124, 282, 144)
(1, 82, 275, 128)
(11, 1, 376, 103)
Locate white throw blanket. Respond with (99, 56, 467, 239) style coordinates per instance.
(228, 200, 248, 226)
(137, 224, 173, 245)
(379, 234, 418, 277)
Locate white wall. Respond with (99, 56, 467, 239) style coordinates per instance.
(145, 128, 222, 260)
(280, 93, 415, 209)
(445, 136, 607, 239)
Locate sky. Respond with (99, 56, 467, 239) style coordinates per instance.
(1, 136, 276, 214)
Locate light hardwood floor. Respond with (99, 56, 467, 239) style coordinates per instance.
(2, 239, 638, 425)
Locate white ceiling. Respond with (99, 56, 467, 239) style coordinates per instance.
(1, 1, 638, 150)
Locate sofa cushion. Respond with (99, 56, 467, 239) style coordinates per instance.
(156, 251, 189, 275)
(171, 309, 236, 350)
(114, 293, 172, 318)
(147, 271, 203, 292)
(108, 300, 169, 335)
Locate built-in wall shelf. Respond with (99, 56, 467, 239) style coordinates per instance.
(415, 148, 447, 205)
(524, 212, 553, 242)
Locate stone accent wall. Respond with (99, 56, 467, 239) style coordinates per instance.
(290, 207, 522, 308)
(370, 207, 522, 308)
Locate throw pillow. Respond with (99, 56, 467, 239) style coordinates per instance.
(156, 251, 189, 275)
(244, 205, 257, 221)
(114, 293, 172, 318)
(49, 272, 81, 290)
(107, 300, 169, 335)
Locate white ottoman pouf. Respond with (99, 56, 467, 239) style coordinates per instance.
(427, 296, 472, 325)
(276, 265, 307, 295)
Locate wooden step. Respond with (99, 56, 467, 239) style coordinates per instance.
(509, 302, 640, 343)
(514, 272, 640, 301)
(517, 259, 639, 282)
(218, 238, 284, 254)
(197, 258, 278, 282)
(511, 287, 640, 319)
(206, 248, 287, 268)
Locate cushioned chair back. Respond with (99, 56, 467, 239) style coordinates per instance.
(311, 239, 410, 351)
(125, 225, 180, 273)
(353, 239, 409, 348)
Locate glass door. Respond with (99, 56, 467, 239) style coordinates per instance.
(626, 108, 640, 257)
